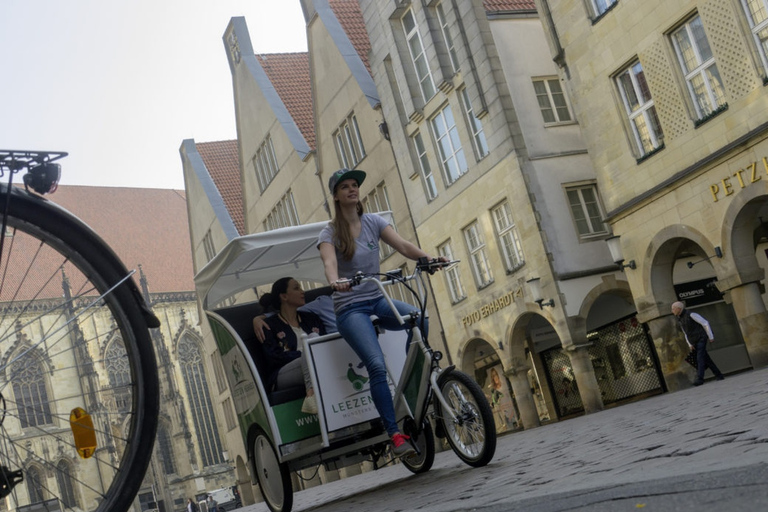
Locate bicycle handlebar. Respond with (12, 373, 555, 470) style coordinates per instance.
(335, 258, 459, 287)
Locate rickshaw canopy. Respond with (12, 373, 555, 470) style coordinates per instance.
(194, 212, 393, 309)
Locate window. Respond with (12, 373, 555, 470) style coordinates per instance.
(463, 221, 493, 288)
(13, 354, 53, 428)
(491, 201, 524, 272)
(362, 182, 395, 259)
(740, 0, 768, 73)
(402, 8, 436, 102)
(26, 466, 44, 504)
(671, 15, 726, 119)
(202, 229, 216, 262)
(533, 78, 572, 124)
(460, 88, 489, 159)
(412, 131, 438, 200)
(156, 426, 176, 475)
(179, 334, 224, 468)
(223, 397, 237, 431)
(264, 191, 300, 231)
(138, 491, 157, 512)
(55, 460, 78, 508)
(431, 104, 468, 185)
(212, 350, 228, 393)
(106, 340, 132, 413)
(252, 135, 279, 192)
(591, 0, 618, 17)
(438, 242, 465, 303)
(616, 61, 664, 156)
(566, 184, 608, 238)
(436, 3, 459, 73)
(334, 113, 366, 168)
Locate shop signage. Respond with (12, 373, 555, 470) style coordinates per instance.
(673, 278, 722, 307)
(461, 287, 523, 326)
(709, 158, 766, 202)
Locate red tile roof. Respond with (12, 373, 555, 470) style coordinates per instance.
(329, 0, 372, 74)
(256, 52, 316, 151)
(42, 186, 193, 295)
(196, 140, 244, 235)
(483, 0, 537, 11)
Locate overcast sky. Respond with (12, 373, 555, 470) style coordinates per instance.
(0, 0, 307, 189)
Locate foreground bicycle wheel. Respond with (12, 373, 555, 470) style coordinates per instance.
(0, 187, 159, 511)
(437, 371, 496, 467)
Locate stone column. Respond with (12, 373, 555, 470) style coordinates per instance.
(644, 314, 691, 391)
(566, 345, 604, 413)
(729, 282, 768, 368)
(504, 365, 540, 430)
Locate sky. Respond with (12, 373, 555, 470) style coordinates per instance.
(0, 0, 308, 190)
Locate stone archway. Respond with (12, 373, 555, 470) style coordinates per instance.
(722, 194, 768, 368)
(460, 337, 521, 433)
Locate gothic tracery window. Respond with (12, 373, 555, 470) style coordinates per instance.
(26, 465, 44, 504)
(157, 425, 176, 475)
(178, 334, 223, 467)
(105, 339, 131, 413)
(55, 459, 78, 508)
(12, 354, 53, 428)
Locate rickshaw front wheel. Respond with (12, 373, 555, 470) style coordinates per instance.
(436, 370, 497, 467)
(252, 428, 293, 512)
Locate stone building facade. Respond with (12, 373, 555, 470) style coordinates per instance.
(533, 0, 768, 389)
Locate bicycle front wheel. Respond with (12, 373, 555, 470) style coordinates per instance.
(436, 371, 496, 467)
(0, 189, 159, 511)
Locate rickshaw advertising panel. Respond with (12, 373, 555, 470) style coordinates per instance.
(208, 316, 268, 439)
(310, 330, 407, 432)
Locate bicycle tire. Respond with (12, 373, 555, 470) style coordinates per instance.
(0, 187, 159, 511)
(251, 427, 293, 512)
(401, 418, 435, 474)
(436, 370, 496, 467)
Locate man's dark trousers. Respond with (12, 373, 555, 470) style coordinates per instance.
(694, 336, 724, 383)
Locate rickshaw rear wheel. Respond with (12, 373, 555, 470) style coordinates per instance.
(401, 418, 435, 474)
(252, 428, 293, 512)
(437, 370, 496, 467)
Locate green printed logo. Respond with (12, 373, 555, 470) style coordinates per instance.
(347, 362, 369, 391)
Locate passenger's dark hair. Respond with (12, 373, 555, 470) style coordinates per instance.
(258, 277, 293, 312)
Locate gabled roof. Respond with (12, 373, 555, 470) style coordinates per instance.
(196, 140, 244, 235)
(256, 52, 316, 151)
(45, 186, 193, 294)
(483, 0, 537, 12)
(329, 0, 372, 75)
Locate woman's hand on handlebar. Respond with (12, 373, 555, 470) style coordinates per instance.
(417, 256, 453, 274)
(331, 277, 353, 292)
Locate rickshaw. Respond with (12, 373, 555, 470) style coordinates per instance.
(194, 214, 496, 512)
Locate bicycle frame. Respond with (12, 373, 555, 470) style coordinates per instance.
(345, 263, 461, 431)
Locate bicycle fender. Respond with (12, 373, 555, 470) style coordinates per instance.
(3, 185, 161, 328)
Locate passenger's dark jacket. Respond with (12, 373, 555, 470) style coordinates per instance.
(261, 311, 326, 389)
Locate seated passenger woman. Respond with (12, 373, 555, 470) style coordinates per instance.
(258, 277, 325, 414)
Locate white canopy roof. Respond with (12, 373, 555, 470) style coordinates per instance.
(194, 212, 393, 309)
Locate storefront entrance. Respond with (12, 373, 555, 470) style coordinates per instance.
(542, 314, 664, 419)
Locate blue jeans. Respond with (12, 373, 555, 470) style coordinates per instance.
(336, 296, 427, 436)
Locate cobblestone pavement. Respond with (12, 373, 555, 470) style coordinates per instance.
(241, 367, 768, 511)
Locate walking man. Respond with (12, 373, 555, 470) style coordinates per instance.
(671, 301, 725, 386)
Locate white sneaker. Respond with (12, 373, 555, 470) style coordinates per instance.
(301, 395, 318, 414)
